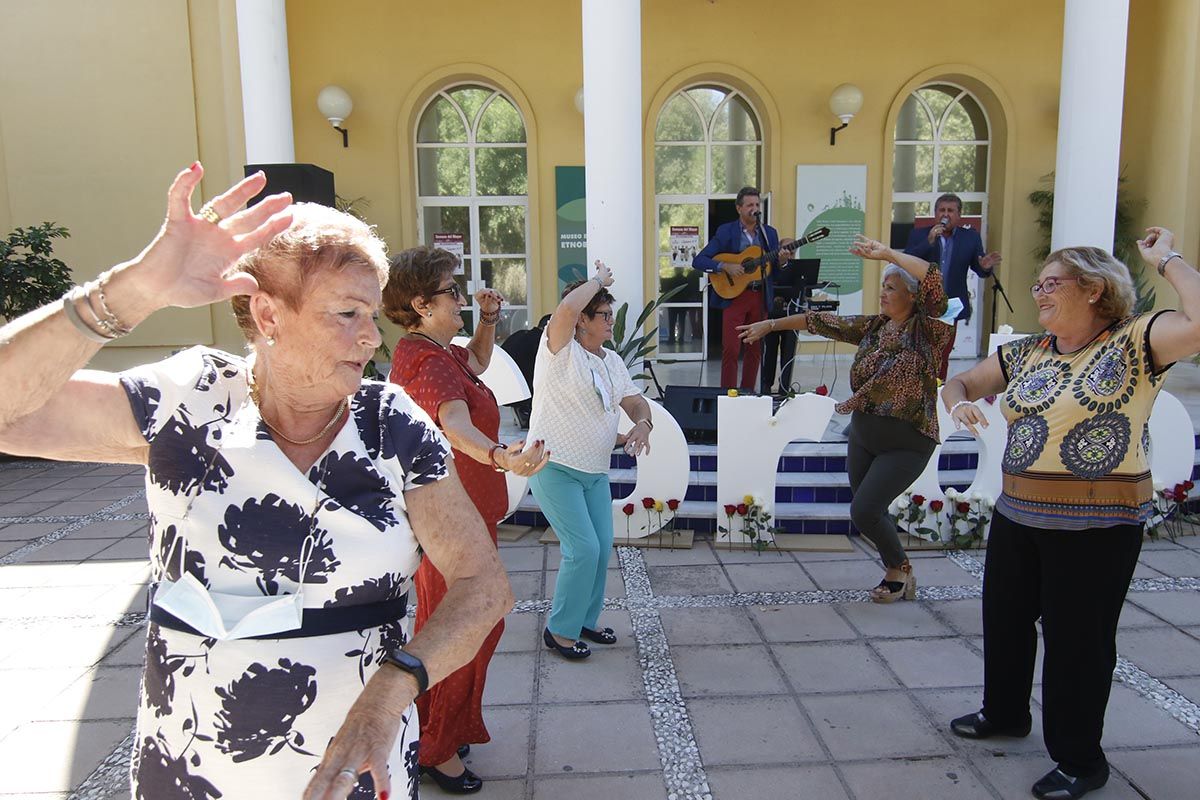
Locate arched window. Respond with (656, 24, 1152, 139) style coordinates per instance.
(892, 83, 991, 236)
(415, 84, 529, 338)
(653, 85, 762, 359)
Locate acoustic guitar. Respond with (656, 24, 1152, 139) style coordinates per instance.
(710, 227, 831, 300)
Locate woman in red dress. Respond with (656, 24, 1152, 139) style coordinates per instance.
(384, 246, 549, 794)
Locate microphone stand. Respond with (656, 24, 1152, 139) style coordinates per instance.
(753, 212, 774, 317)
(989, 271, 1015, 335)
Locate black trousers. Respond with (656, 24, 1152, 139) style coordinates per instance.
(845, 412, 936, 568)
(981, 512, 1143, 775)
(760, 329, 796, 394)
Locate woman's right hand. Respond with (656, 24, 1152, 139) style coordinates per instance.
(1137, 227, 1176, 269)
(950, 402, 989, 436)
(593, 260, 614, 288)
(114, 163, 293, 319)
(501, 439, 550, 476)
(737, 320, 772, 344)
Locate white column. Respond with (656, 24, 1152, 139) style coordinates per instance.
(581, 0, 643, 315)
(1050, 0, 1129, 251)
(235, 0, 295, 164)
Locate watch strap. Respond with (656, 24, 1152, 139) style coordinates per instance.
(1159, 251, 1183, 277)
(381, 648, 429, 694)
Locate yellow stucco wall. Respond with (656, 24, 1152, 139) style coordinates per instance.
(0, 0, 246, 370)
(286, 0, 1067, 351)
(3, 1, 1198, 372)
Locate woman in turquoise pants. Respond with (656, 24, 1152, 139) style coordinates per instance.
(526, 260, 653, 660)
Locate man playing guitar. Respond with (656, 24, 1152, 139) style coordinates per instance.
(692, 186, 793, 390)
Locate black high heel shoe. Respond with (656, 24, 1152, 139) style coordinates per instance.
(580, 625, 617, 644)
(543, 627, 591, 659)
(420, 764, 483, 794)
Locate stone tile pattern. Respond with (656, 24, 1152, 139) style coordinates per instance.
(1, 459, 1199, 799)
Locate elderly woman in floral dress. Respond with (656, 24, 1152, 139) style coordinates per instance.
(0, 164, 512, 800)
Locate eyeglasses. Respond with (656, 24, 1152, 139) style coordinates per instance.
(590, 310, 614, 322)
(1030, 276, 1080, 296)
(429, 283, 464, 301)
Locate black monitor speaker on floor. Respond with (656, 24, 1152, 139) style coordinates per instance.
(244, 163, 335, 207)
(663, 384, 725, 444)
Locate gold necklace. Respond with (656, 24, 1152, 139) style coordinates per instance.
(250, 381, 348, 446)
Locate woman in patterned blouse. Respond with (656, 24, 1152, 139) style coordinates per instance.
(0, 165, 514, 800)
(739, 234, 951, 603)
(940, 231, 1200, 800)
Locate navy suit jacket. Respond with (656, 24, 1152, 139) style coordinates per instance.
(692, 220, 782, 310)
(904, 225, 991, 321)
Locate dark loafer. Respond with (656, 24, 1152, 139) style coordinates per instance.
(950, 711, 1032, 739)
(580, 625, 617, 644)
(421, 764, 483, 794)
(543, 627, 591, 660)
(1032, 765, 1109, 799)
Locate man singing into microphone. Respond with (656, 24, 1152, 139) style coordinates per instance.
(693, 186, 792, 389)
(903, 193, 1001, 378)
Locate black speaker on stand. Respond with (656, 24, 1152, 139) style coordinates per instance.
(663, 385, 725, 444)
(244, 163, 335, 207)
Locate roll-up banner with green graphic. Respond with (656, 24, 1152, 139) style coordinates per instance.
(555, 166, 587, 296)
(794, 165, 866, 339)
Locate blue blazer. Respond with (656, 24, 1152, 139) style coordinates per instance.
(904, 225, 991, 321)
(692, 220, 782, 310)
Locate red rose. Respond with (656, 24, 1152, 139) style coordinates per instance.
(1185, 480, 1195, 491)
(736, 503, 749, 515)
(642, 497, 655, 509)
(667, 499, 680, 510)
(912, 495, 926, 507)
(929, 500, 944, 512)
(957, 501, 971, 513)
(814, 384, 829, 396)
(724, 504, 737, 516)
(622, 503, 635, 516)
(1176, 483, 1190, 497)
(1167, 489, 1181, 502)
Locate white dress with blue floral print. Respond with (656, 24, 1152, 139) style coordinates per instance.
(120, 347, 450, 800)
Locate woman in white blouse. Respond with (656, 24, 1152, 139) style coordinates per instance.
(526, 261, 653, 660)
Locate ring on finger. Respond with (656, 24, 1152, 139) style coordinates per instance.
(337, 768, 358, 781)
(198, 204, 223, 225)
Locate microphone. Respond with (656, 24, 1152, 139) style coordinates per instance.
(939, 216, 950, 226)
(753, 210, 762, 218)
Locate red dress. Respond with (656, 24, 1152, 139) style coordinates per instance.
(390, 337, 508, 766)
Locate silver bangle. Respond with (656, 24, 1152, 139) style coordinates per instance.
(1158, 251, 1183, 277)
(62, 287, 116, 344)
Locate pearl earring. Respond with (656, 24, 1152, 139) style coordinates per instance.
(266, 337, 276, 346)
(1089, 298, 1096, 304)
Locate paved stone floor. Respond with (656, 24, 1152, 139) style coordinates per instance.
(2, 459, 1200, 799)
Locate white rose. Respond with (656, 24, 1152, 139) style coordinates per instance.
(998, 324, 1014, 335)
(897, 497, 910, 510)
(945, 488, 958, 500)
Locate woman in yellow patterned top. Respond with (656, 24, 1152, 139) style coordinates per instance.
(740, 235, 951, 603)
(941, 230, 1200, 800)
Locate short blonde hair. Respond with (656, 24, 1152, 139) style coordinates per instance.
(1045, 246, 1136, 321)
(230, 202, 388, 341)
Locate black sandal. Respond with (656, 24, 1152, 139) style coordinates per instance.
(543, 627, 591, 659)
(580, 625, 617, 645)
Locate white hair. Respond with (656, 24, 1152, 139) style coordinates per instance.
(882, 263, 919, 295)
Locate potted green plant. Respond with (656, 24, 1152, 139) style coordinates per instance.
(1, 223, 72, 322)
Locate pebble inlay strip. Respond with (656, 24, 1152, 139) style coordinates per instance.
(618, 546, 713, 800)
(0, 490, 145, 567)
(66, 729, 134, 800)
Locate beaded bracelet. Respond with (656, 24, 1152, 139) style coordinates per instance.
(91, 273, 132, 337)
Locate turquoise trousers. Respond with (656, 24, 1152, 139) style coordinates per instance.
(529, 462, 613, 639)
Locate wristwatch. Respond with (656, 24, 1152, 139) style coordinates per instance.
(1158, 251, 1183, 277)
(380, 647, 429, 694)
